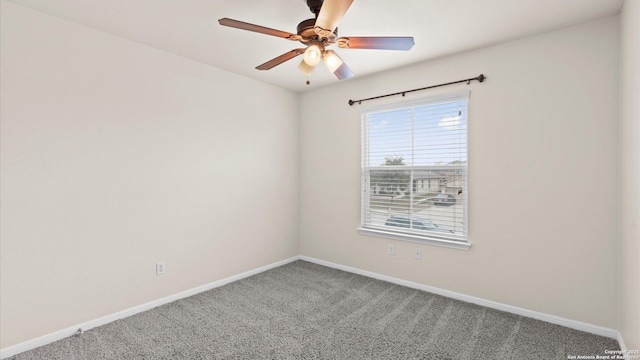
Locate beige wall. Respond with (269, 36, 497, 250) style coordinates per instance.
(300, 17, 620, 329)
(619, 0, 640, 350)
(0, 1, 299, 348)
(1, 0, 634, 352)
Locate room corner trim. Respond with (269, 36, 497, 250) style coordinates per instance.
(617, 333, 629, 359)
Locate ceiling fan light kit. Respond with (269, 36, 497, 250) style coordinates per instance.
(298, 59, 315, 76)
(323, 50, 353, 80)
(303, 44, 324, 66)
(218, 0, 414, 84)
(323, 50, 342, 73)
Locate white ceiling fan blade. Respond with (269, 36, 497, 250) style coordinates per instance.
(314, 0, 354, 38)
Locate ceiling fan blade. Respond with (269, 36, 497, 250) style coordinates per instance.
(256, 49, 305, 70)
(219, 18, 300, 41)
(314, 0, 354, 38)
(336, 36, 415, 50)
(333, 61, 354, 80)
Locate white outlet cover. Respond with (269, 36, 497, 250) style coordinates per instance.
(414, 249, 422, 260)
(156, 262, 166, 275)
(388, 244, 395, 255)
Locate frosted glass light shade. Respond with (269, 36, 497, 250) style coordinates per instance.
(303, 45, 322, 66)
(298, 60, 315, 76)
(323, 50, 353, 80)
(323, 50, 343, 73)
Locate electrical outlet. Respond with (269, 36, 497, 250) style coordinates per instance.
(156, 262, 166, 275)
(388, 244, 395, 255)
(414, 248, 422, 260)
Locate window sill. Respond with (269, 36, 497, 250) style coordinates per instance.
(357, 227, 471, 251)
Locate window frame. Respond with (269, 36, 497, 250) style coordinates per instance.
(357, 91, 471, 251)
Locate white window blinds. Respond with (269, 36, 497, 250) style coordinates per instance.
(360, 91, 469, 248)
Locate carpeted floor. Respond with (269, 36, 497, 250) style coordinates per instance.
(9, 260, 619, 359)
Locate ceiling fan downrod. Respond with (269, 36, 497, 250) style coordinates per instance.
(306, 0, 324, 17)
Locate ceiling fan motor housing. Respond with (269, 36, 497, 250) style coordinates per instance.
(297, 19, 317, 39)
(297, 18, 337, 44)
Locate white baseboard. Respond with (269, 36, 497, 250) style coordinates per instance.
(2, 255, 628, 359)
(0, 256, 299, 359)
(299, 256, 624, 343)
(617, 333, 629, 359)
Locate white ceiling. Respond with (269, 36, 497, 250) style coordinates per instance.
(8, 0, 624, 92)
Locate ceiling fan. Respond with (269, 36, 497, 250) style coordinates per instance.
(218, 0, 415, 84)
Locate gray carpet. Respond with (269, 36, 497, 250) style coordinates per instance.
(9, 260, 619, 359)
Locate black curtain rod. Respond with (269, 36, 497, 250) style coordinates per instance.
(348, 74, 486, 106)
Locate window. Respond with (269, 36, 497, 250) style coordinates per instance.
(358, 91, 470, 250)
